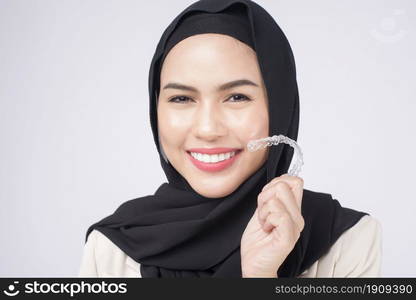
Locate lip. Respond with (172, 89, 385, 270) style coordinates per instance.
(187, 147, 241, 154)
(187, 149, 242, 172)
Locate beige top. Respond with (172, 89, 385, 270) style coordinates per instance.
(78, 215, 382, 278)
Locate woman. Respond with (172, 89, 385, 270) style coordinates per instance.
(78, 0, 382, 278)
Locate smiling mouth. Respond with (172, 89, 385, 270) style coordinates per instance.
(186, 149, 243, 172)
(187, 149, 242, 163)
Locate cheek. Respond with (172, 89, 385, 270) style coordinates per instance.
(157, 108, 191, 148)
(226, 105, 269, 142)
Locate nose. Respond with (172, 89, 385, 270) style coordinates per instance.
(193, 101, 227, 141)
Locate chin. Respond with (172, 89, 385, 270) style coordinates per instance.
(191, 183, 238, 199)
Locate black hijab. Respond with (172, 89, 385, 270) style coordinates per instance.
(85, 0, 369, 277)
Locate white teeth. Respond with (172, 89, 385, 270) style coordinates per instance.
(210, 154, 219, 163)
(190, 151, 237, 163)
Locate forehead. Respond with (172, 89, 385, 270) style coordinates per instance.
(160, 33, 260, 83)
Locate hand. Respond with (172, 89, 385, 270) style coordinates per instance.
(240, 174, 305, 277)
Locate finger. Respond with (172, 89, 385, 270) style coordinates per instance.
(262, 174, 304, 208)
(261, 174, 297, 192)
(264, 212, 300, 251)
(262, 174, 303, 194)
(258, 192, 287, 226)
(261, 174, 304, 209)
(262, 210, 288, 232)
(257, 186, 281, 221)
(273, 182, 305, 231)
(259, 181, 304, 232)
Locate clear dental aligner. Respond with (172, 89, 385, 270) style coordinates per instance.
(247, 134, 304, 177)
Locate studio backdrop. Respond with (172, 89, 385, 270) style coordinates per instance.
(0, 0, 414, 277)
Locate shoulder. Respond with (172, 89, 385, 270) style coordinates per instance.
(333, 215, 382, 276)
(78, 229, 141, 277)
(337, 214, 382, 249)
(298, 215, 383, 277)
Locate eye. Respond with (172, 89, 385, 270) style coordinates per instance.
(168, 96, 193, 103)
(168, 94, 252, 104)
(227, 94, 252, 102)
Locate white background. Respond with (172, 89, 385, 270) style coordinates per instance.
(0, 0, 414, 277)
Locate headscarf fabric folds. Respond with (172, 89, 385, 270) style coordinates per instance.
(85, 0, 368, 278)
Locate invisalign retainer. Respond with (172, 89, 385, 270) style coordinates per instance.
(247, 134, 304, 176)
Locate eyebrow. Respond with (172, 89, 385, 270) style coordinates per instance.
(162, 79, 259, 92)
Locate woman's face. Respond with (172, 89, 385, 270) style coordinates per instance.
(157, 33, 269, 198)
